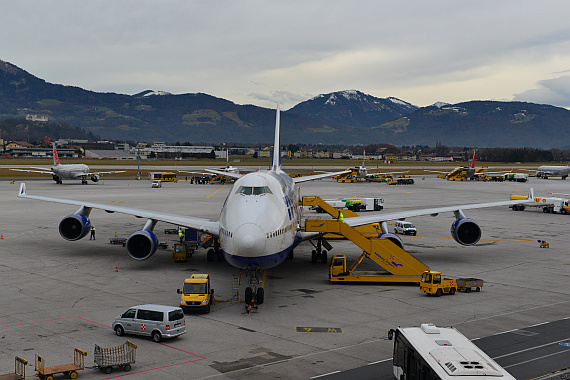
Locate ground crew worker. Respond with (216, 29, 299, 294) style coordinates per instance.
(90, 226, 96, 240)
(178, 228, 184, 243)
(338, 212, 345, 223)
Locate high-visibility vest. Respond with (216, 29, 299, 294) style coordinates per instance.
(338, 213, 344, 223)
(178, 229, 183, 237)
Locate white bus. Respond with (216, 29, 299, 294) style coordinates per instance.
(388, 323, 515, 379)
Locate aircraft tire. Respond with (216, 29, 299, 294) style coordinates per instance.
(245, 287, 253, 303)
(207, 249, 215, 262)
(311, 250, 317, 263)
(321, 250, 327, 264)
(256, 288, 264, 305)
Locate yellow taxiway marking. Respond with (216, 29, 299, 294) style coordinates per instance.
(1, 223, 55, 241)
(365, 183, 386, 195)
(206, 185, 228, 198)
(404, 235, 533, 242)
(110, 200, 125, 204)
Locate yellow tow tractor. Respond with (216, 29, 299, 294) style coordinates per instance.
(538, 240, 550, 248)
(420, 270, 484, 296)
(177, 274, 214, 314)
(419, 270, 457, 296)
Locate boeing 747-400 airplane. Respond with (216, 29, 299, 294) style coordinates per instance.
(17, 107, 534, 304)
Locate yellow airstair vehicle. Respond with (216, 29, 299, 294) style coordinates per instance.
(302, 196, 429, 283)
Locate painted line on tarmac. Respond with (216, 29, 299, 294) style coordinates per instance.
(364, 183, 386, 195)
(206, 185, 228, 198)
(1, 224, 55, 241)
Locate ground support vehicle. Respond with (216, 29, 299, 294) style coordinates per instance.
(394, 221, 417, 235)
(539, 240, 550, 248)
(109, 237, 126, 246)
(310, 197, 383, 212)
(386, 177, 414, 185)
(112, 304, 186, 343)
(151, 180, 162, 188)
(420, 271, 458, 296)
(35, 348, 86, 380)
(148, 172, 177, 182)
(178, 274, 215, 313)
(504, 173, 528, 182)
(0, 357, 28, 380)
(388, 323, 516, 379)
(455, 277, 484, 292)
(510, 195, 570, 214)
(173, 243, 190, 262)
(303, 196, 430, 283)
(94, 341, 137, 374)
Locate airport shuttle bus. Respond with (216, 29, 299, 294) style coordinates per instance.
(148, 172, 178, 182)
(388, 323, 515, 380)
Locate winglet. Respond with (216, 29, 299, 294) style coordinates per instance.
(18, 183, 26, 197)
(271, 104, 282, 172)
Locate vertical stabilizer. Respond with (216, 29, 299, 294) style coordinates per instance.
(271, 105, 282, 172)
(470, 149, 477, 169)
(53, 143, 60, 166)
(362, 148, 366, 167)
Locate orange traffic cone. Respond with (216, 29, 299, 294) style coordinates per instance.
(1, 233, 3, 240)
(115, 265, 118, 272)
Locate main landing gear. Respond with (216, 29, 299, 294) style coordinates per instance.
(244, 269, 265, 314)
(310, 236, 332, 264)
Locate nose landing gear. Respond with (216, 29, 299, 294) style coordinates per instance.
(244, 269, 265, 314)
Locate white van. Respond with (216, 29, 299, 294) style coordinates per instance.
(394, 221, 417, 235)
(112, 304, 186, 342)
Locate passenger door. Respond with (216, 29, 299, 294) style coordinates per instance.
(120, 308, 137, 333)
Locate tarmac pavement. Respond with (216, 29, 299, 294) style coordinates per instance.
(0, 176, 568, 379)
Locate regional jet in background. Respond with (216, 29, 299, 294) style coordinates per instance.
(534, 163, 570, 179)
(17, 106, 534, 305)
(9, 143, 125, 184)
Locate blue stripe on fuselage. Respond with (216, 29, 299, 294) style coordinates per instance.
(223, 234, 302, 270)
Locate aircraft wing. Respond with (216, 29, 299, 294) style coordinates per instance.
(17, 183, 220, 236)
(88, 170, 127, 176)
(294, 170, 351, 184)
(9, 168, 52, 174)
(205, 168, 243, 179)
(343, 190, 535, 228)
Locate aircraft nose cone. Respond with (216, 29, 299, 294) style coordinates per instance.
(234, 223, 266, 256)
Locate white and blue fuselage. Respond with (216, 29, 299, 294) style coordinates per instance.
(219, 170, 302, 269)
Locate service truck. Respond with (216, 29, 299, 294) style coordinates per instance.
(310, 197, 383, 212)
(177, 274, 214, 314)
(510, 194, 570, 214)
(504, 172, 529, 182)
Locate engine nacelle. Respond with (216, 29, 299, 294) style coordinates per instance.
(91, 174, 100, 183)
(59, 214, 91, 241)
(126, 230, 158, 260)
(375, 232, 404, 250)
(450, 218, 481, 246)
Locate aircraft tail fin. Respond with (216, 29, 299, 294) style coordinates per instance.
(53, 143, 60, 166)
(470, 149, 477, 169)
(18, 183, 26, 196)
(528, 187, 535, 201)
(362, 148, 366, 167)
(271, 105, 282, 172)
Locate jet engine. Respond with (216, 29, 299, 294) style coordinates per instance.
(450, 218, 481, 245)
(91, 174, 100, 183)
(376, 232, 404, 250)
(59, 214, 91, 241)
(126, 230, 158, 260)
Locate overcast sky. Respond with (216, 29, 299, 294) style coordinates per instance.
(3, 1, 570, 110)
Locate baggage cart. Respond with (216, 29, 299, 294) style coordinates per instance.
(35, 348, 86, 380)
(94, 340, 137, 374)
(456, 277, 484, 292)
(0, 356, 28, 380)
(109, 237, 126, 246)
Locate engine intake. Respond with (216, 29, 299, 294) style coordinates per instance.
(91, 174, 100, 183)
(375, 232, 404, 250)
(59, 214, 91, 241)
(126, 230, 158, 260)
(451, 218, 481, 245)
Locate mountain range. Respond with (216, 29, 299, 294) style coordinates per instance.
(2, 59, 570, 148)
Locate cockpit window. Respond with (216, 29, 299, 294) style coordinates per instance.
(237, 186, 272, 195)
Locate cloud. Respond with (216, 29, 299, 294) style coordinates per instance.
(514, 75, 570, 108)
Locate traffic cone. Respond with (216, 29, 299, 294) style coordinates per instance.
(115, 232, 118, 238)
(115, 265, 118, 272)
(1, 233, 3, 240)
